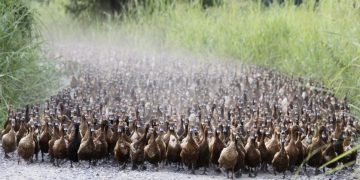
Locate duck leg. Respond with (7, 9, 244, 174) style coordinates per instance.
(254, 167, 258, 177)
(155, 162, 159, 171)
(41, 152, 44, 162)
(132, 162, 137, 170)
(202, 167, 207, 175)
(227, 169, 229, 178)
(122, 163, 127, 170)
(231, 168, 235, 179)
(88, 160, 91, 168)
(56, 158, 59, 167)
(215, 166, 221, 173)
(4, 153, 10, 158)
(282, 171, 286, 179)
(249, 167, 252, 177)
(18, 157, 20, 165)
(191, 163, 195, 174)
(142, 163, 147, 170)
(70, 161, 73, 168)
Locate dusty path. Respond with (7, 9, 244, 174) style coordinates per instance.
(1, 38, 358, 180)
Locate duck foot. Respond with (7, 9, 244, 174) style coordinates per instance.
(4, 154, 10, 159)
(120, 163, 126, 170)
(131, 164, 137, 170)
(283, 171, 286, 179)
(88, 160, 92, 168)
(215, 168, 221, 173)
(201, 168, 207, 175)
(235, 171, 242, 178)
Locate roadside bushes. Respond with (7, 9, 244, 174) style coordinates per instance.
(0, 0, 59, 125)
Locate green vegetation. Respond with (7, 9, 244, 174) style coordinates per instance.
(0, 0, 59, 125)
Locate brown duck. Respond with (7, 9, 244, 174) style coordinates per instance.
(145, 127, 161, 169)
(48, 122, 60, 162)
(78, 125, 95, 167)
(209, 130, 225, 171)
(1, 120, 16, 158)
(180, 128, 199, 174)
(114, 127, 131, 169)
(166, 126, 182, 167)
(272, 138, 289, 178)
(196, 126, 210, 174)
(53, 126, 68, 166)
(18, 125, 35, 164)
(245, 135, 261, 177)
(285, 125, 299, 171)
(265, 131, 280, 163)
(39, 120, 52, 161)
(218, 134, 238, 179)
(307, 126, 327, 174)
(130, 124, 150, 170)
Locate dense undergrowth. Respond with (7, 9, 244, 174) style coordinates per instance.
(36, 0, 360, 118)
(0, 0, 59, 126)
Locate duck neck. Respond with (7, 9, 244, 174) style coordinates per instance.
(280, 141, 285, 152)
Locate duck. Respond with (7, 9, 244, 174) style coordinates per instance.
(144, 127, 161, 170)
(17, 125, 35, 164)
(48, 122, 60, 162)
(1, 119, 17, 158)
(67, 121, 81, 167)
(285, 125, 299, 172)
(53, 125, 68, 166)
(258, 130, 271, 172)
(166, 125, 182, 167)
(39, 119, 52, 161)
(321, 138, 337, 169)
(156, 128, 166, 165)
(245, 135, 261, 177)
(218, 134, 238, 179)
(16, 120, 27, 145)
(78, 124, 96, 167)
(33, 123, 41, 161)
(307, 126, 327, 174)
(196, 126, 210, 174)
(234, 134, 246, 177)
(209, 129, 225, 171)
(180, 128, 199, 174)
(272, 137, 289, 178)
(342, 133, 357, 168)
(265, 131, 280, 163)
(93, 123, 108, 164)
(114, 126, 131, 169)
(130, 123, 150, 170)
(109, 123, 120, 155)
(295, 131, 306, 167)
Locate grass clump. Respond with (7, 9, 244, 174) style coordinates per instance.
(0, 0, 59, 126)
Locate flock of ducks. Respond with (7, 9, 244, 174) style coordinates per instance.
(0, 57, 358, 179)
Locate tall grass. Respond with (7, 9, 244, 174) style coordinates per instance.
(0, 0, 60, 126)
